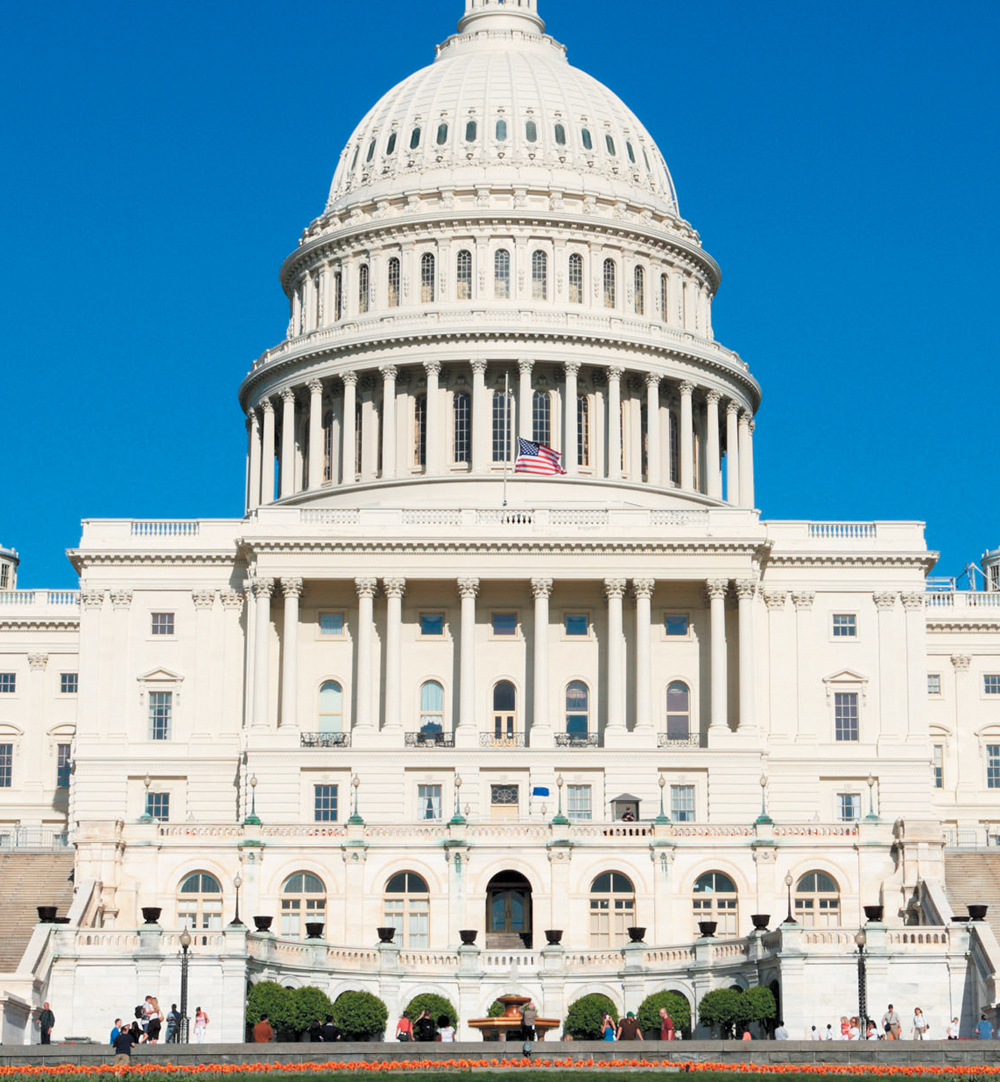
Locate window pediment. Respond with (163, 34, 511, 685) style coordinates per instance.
(823, 668, 868, 704)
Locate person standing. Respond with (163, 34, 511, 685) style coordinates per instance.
(38, 1002, 55, 1045)
(112, 1025, 135, 1066)
(774, 1021, 789, 1040)
(617, 1012, 643, 1041)
(520, 1000, 537, 1041)
(193, 1007, 209, 1043)
(395, 1013, 413, 1042)
(947, 1017, 960, 1040)
(413, 1009, 436, 1042)
(110, 1019, 123, 1045)
(253, 1013, 274, 1043)
(659, 1008, 675, 1041)
(975, 1014, 994, 1039)
(601, 1012, 616, 1041)
(823, 1024, 835, 1040)
(437, 1015, 456, 1042)
(912, 1008, 928, 1039)
(165, 1005, 180, 1044)
(882, 1004, 901, 1040)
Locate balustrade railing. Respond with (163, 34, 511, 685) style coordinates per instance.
(300, 732, 351, 748)
(0, 826, 69, 850)
(657, 733, 701, 748)
(404, 732, 456, 748)
(0, 590, 79, 608)
(479, 732, 526, 748)
(554, 733, 599, 748)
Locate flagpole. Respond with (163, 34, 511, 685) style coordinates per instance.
(502, 370, 510, 508)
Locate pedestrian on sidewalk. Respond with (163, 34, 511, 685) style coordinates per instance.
(882, 1004, 901, 1040)
(37, 1002, 55, 1045)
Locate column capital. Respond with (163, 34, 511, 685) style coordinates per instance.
(762, 590, 788, 610)
(706, 390, 721, 405)
(705, 578, 729, 601)
(563, 361, 581, 377)
(423, 360, 442, 377)
(281, 387, 295, 404)
(726, 400, 741, 417)
(900, 591, 925, 610)
(191, 590, 215, 609)
(679, 380, 695, 396)
(110, 589, 134, 610)
(607, 365, 624, 382)
(604, 577, 627, 600)
(247, 408, 259, 428)
(383, 577, 406, 599)
(873, 591, 898, 610)
(951, 654, 972, 671)
(470, 358, 488, 375)
(379, 364, 398, 381)
(220, 589, 244, 610)
(633, 578, 655, 600)
(739, 408, 752, 425)
(259, 398, 275, 415)
(518, 358, 534, 375)
(355, 577, 379, 600)
(251, 577, 275, 599)
(341, 370, 359, 387)
(644, 372, 661, 389)
(791, 590, 815, 610)
(27, 653, 48, 672)
(307, 379, 323, 394)
(734, 578, 756, 601)
(81, 590, 105, 609)
(281, 577, 304, 599)
(530, 577, 553, 600)
(749, 419, 756, 433)
(457, 577, 480, 599)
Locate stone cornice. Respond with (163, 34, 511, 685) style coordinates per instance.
(927, 619, 1000, 634)
(766, 554, 938, 572)
(68, 552, 243, 570)
(0, 617, 80, 631)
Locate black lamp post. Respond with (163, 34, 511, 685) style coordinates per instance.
(179, 928, 192, 1043)
(552, 774, 569, 825)
(244, 773, 260, 826)
(230, 873, 244, 926)
(782, 872, 797, 924)
(855, 929, 868, 1027)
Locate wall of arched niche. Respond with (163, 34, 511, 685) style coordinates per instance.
(245, 358, 755, 512)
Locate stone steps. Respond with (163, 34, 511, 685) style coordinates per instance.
(0, 852, 75, 970)
(943, 851, 1000, 941)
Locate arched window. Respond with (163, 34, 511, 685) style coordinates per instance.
(531, 250, 547, 300)
(532, 390, 551, 446)
(387, 258, 400, 308)
(554, 123, 567, 146)
(420, 253, 436, 303)
(660, 274, 669, 323)
(590, 872, 635, 947)
(794, 872, 841, 927)
(666, 681, 690, 741)
(525, 119, 538, 143)
(603, 259, 616, 308)
(178, 872, 223, 932)
(566, 681, 589, 736)
(577, 395, 590, 466)
(581, 128, 593, 151)
(386, 131, 397, 156)
(358, 264, 370, 314)
(409, 127, 421, 150)
(626, 141, 636, 164)
(413, 393, 427, 467)
(634, 266, 645, 315)
(354, 400, 363, 476)
(333, 271, 343, 321)
(383, 872, 429, 947)
(494, 249, 511, 299)
(453, 391, 471, 464)
(605, 134, 617, 156)
(281, 872, 326, 939)
(456, 250, 472, 300)
(492, 389, 512, 462)
(436, 122, 448, 146)
(419, 680, 444, 734)
(318, 681, 343, 733)
(496, 118, 508, 141)
(493, 680, 517, 741)
(350, 145, 360, 170)
(692, 871, 738, 937)
(465, 119, 477, 142)
(568, 253, 583, 304)
(322, 409, 334, 483)
(366, 139, 376, 163)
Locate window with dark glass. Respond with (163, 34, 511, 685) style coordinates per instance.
(581, 128, 593, 150)
(605, 134, 616, 155)
(387, 257, 400, 307)
(56, 744, 71, 789)
(453, 391, 471, 463)
(456, 249, 472, 299)
(492, 389, 512, 461)
(496, 118, 507, 141)
(577, 396, 590, 466)
(660, 274, 669, 322)
(532, 390, 550, 445)
(666, 681, 690, 740)
(149, 691, 172, 740)
(436, 123, 448, 145)
(366, 139, 376, 162)
(60, 673, 78, 694)
(413, 393, 427, 467)
(525, 119, 537, 142)
(566, 681, 589, 736)
(531, 249, 547, 300)
(420, 252, 435, 302)
(146, 792, 170, 821)
(0, 744, 11, 787)
(314, 784, 338, 822)
(626, 141, 636, 163)
(358, 264, 370, 313)
(568, 253, 583, 303)
(492, 612, 517, 636)
(409, 127, 421, 150)
(386, 131, 397, 155)
(603, 259, 616, 308)
(465, 119, 477, 142)
(564, 613, 589, 636)
(554, 123, 566, 146)
(494, 249, 510, 299)
(634, 265, 645, 314)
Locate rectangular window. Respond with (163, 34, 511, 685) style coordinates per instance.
(453, 392, 471, 464)
(985, 675, 1000, 695)
(671, 784, 695, 822)
(988, 746, 1000, 790)
(564, 613, 589, 636)
(314, 784, 339, 821)
(145, 792, 170, 821)
(834, 692, 859, 741)
(413, 393, 427, 468)
(60, 673, 78, 695)
(419, 613, 445, 636)
(148, 691, 172, 740)
(492, 390, 512, 462)
(927, 673, 941, 696)
(664, 613, 690, 637)
(319, 612, 345, 637)
(151, 612, 175, 636)
(567, 784, 592, 820)
(832, 613, 857, 638)
(0, 744, 11, 787)
(418, 784, 442, 820)
(0, 673, 15, 694)
(933, 745, 943, 790)
(491, 612, 517, 637)
(56, 745, 71, 789)
(0, 565, 7, 588)
(837, 792, 861, 822)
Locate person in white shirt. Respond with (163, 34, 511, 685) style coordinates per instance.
(848, 1018, 861, 1041)
(774, 1022, 789, 1040)
(947, 1017, 960, 1040)
(912, 1008, 929, 1040)
(824, 1024, 835, 1040)
(437, 1015, 456, 1042)
(809, 1026, 821, 1040)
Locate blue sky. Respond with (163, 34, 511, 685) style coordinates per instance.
(2, 0, 997, 588)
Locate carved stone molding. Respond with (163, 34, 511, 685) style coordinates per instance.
(705, 578, 729, 601)
(423, 360, 442, 377)
(379, 364, 398, 382)
(762, 590, 788, 610)
(726, 401, 740, 417)
(191, 590, 215, 609)
(383, 577, 406, 600)
(951, 654, 972, 672)
(307, 379, 323, 394)
(281, 578, 304, 600)
(259, 399, 275, 415)
(27, 653, 48, 672)
(219, 590, 244, 610)
(607, 365, 624, 382)
(341, 370, 359, 387)
(644, 372, 661, 389)
(604, 578, 627, 600)
(633, 578, 655, 600)
(110, 590, 134, 610)
(791, 591, 815, 610)
(734, 579, 756, 601)
(81, 590, 105, 610)
(900, 592, 925, 610)
(470, 358, 487, 375)
(706, 390, 721, 405)
(873, 592, 898, 610)
(251, 577, 275, 599)
(563, 361, 581, 377)
(281, 388, 295, 404)
(518, 358, 534, 375)
(679, 380, 695, 396)
(355, 577, 378, 599)
(530, 577, 553, 600)
(457, 577, 480, 600)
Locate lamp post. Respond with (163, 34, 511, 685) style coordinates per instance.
(782, 872, 797, 924)
(655, 774, 670, 823)
(855, 929, 868, 1027)
(348, 774, 363, 824)
(756, 774, 771, 824)
(230, 873, 244, 926)
(139, 774, 153, 823)
(244, 773, 260, 825)
(450, 774, 465, 824)
(178, 928, 192, 1043)
(865, 775, 878, 821)
(552, 774, 569, 825)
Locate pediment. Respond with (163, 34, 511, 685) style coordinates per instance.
(823, 668, 868, 703)
(137, 668, 184, 684)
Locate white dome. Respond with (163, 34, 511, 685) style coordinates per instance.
(326, 1, 678, 214)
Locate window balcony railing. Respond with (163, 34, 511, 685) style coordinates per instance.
(404, 732, 456, 748)
(657, 733, 701, 748)
(300, 732, 351, 748)
(555, 733, 599, 748)
(480, 732, 526, 748)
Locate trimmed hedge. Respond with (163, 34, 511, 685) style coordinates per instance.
(564, 992, 618, 1040)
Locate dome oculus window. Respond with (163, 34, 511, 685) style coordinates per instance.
(554, 123, 566, 146)
(581, 128, 593, 151)
(525, 119, 538, 143)
(409, 127, 421, 150)
(436, 123, 449, 146)
(386, 132, 397, 155)
(496, 119, 508, 141)
(465, 119, 477, 142)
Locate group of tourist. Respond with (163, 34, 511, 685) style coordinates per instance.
(109, 999, 209, 1061)
(395, 1008, 457, 1042)
(803, 1005, 973, 1041)
(597, 1007, 679, 1041)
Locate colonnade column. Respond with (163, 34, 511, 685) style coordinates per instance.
(380, 365, 397, 480)
(280, 390, 296, 499)
(382, 578, 405, 731)
(745, 418, 756, 508)
(247, 410, 261, 512)
(341, 372, 358, 484)
(738, 410, 754, 507)
(457, 578, 480, 745)
(705, 391, 722, 499)
(280, 578, 302, 730)
(423, 361, 441, 474)
(251, 577, 274, 730)
(518, 359, 534, 441)
(354, 578, 378, 732)
(679, 381, 694, 490)
(563, 362, 579, 476)
(735, 578, 757, 732)
(607, 366, 623, 479)
(260, 400, 275, 504)
(707, 579, 729, 735)
(307, 380, 323, 490)
(725, 402, 740, 505)
(471, 359, 488, 472)
(530, 578, 553, 746)
(605, 578, 626, 732)
(645, 376, 661, 486)
(633, 579, 654, 732)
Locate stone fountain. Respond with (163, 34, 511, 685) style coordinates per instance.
(467, 994, 561, 1041)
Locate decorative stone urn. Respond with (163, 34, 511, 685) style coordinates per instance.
(36, 906, 57, 923)
(863, 905, 884, 922)
(751, 914, 770, 930)
(698, 920, 718, 938)
(544, 929, 564, 945)
(968, 904, 989, 921)
(376, 926, 396, 943)
(627, 926, 646, 943)
(141, 907, 162, 924)
(459, 929, 478, 945)
(305, 922, 325, 939)
(253, 915, 273, 932)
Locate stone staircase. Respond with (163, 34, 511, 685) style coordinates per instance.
(0, 852, 75, 970)
(944, 851, 1000, 942)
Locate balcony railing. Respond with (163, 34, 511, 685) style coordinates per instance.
(657, 733, 701, 747)
(0, 826, 69, 850)
(555, 733, 599, 748)
(300, 732, 351, 748)
(480, 732, 526, 748)
(404, 732, 456, 748)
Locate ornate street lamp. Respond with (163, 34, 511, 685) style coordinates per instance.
(450, 774, 465, 824)
(348, 774, 364, 824)
(552, 775, 569, 825)
(244, 773, 260, 826)
(178, 928, 192, 1043)
(756, 774, 772, 824)
(138, 774, 153, 823)
(855, 928, 868, 1027)
(782, 872, 797, 924)
(655, 774, 670, 824)
(865, 775, 879, 821)
(230, 873, 244, 926)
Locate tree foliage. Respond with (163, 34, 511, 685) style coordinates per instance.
(565, 993, 619, 1040)
(405, 992, 458, 1027)
(697, 988, 741, 1038)
(486, 993, 518, 1018)
(740, 986, 777, 1033)
(636, 990, 691, 1038)
(246, 981, 295, 1036)
(332, 990, 389, 1040)
(290, 986, 336, 1033)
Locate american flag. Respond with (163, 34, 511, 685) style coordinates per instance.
(514, 438, 566, 475)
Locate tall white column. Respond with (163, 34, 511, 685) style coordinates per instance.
(645, 375, 661, 486)
(705, 391, 722, 499)
(607, 366, 623, 479)
(341, 372, 358, 484)
(307, 380, 323, 490)
(530, 578, 553, 745)
(605, 578, 626, 731)
(260, 399, 275, 504)
(280, 578, 302, 730)
(707, 579, 729, 734)
(380, 365, 397, 479)
(738, 410, 753, 507)
(457, 578, 480, 739)
(471, 359, 488, 472)
(725, 402, 740, 505)
(383, 578, 405, 731)
(679, 380, 694, 490)
(633, 579, 654, 732)
(735, 578, 757, 732)
(280, 389, 296, 499)
(251, 577, 274, 730)
(518, 359, 534, 441)
(247, 409, 261, 512)
(354, 578, 378, 731)
(423, 360, 441, 474)
(745, 417, 756, 508)
(563, 362, 579, 476)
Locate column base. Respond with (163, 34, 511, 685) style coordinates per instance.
(601, 727, 633, 750)
(454, 727, 480, 750)
(528, 727, 554, 748)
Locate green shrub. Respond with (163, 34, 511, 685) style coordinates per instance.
(698, 987, 741, 1038)
(636, 990, 692, 1038)
(405, 993, 458, 1027)
(332, 989, 389, 1041)
(246, 981, 295, 1036)
(740, 986, 777, 1034)
(290, 986, 336, 1034)
(565, 993, 618, 1040)
(486, 993, 518, 1018)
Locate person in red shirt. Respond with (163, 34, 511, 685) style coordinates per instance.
(659, 1008, 675, 1041)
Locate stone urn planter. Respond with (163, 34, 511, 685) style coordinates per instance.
(141, 907, 162, 924)
(459, 929, 478, 945)
(751, 914, 770, 930)
(376, 926, 396, 943)
(863, 905, 884, 922)
(36, 906, 57, 923)
(627, 926, 646, 943)
(544, 929, 564, 945)
(698, 921, 718, 938)
(968, 904, 989, 921)
(305, 922, 325, 939)
(253, 915, 273, 932)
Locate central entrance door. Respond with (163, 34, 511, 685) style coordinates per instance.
(485, 870, 532, 948)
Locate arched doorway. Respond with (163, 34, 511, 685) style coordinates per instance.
(486, 870, 532, 948)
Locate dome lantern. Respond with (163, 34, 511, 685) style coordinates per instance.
(457, 0, 544, 36)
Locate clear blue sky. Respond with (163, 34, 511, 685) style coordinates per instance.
(2, 0, 997, 588)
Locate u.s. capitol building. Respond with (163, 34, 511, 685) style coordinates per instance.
(1, 0, 999, 1043)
